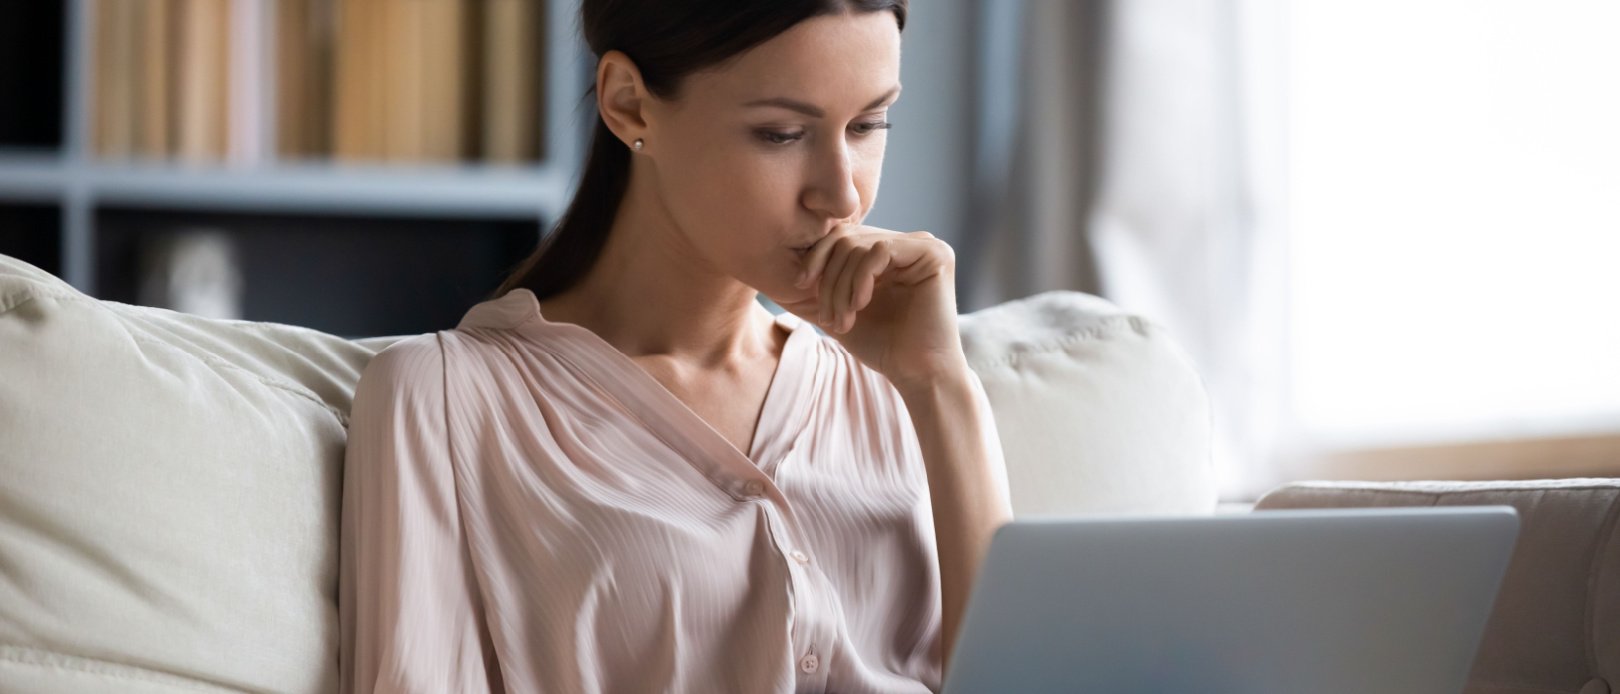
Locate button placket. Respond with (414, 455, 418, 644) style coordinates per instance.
(769, 505, 835, 691)
(759, 492, 816, 674)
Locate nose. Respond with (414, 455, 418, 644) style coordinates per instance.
(802, 137, 860, 222)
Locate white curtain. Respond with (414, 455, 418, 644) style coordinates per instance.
(963, 0, 1289, 500)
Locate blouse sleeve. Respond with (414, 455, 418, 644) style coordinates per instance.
(339, 335, 503, 693)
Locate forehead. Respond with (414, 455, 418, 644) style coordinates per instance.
(682, 12, 902, 107)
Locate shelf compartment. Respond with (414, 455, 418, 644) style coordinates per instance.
(0, 204, 65, 278)
(0, 1, 66, 152)
(94, 206, 542, 337)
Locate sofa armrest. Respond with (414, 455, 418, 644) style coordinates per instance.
(1255, 479, 1620, 694)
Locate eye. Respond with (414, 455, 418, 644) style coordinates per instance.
(754, 120, 893, 147)
(853, 120, 893, 136)
(757, 130, 805, 145)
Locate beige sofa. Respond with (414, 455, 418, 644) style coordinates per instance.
(2, 250, 1612, 694)
(0, 253, 1218, 692)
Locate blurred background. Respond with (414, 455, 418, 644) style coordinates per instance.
(0, 0, 1615, 501)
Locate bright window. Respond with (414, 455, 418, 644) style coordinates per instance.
(1289, 0, 1620, 447)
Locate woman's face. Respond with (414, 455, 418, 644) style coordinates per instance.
(638, 11, 902, 304)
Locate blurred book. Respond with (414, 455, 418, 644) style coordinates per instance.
(482, 0, 542, 163)
(139, 0, 174, 156)
(94, 0, 231, 161)
(90, 0, 544, 165)
(277, 0, 334, 158)
(176, 0, 230, 162)
(93, 0, 137, 158)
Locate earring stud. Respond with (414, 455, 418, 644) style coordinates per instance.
(632, 138, 644, 151)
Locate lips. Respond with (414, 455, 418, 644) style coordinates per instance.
(792, 226, 842, 253)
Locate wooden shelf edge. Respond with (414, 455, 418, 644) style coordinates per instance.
(1288, 432, 1620, 483)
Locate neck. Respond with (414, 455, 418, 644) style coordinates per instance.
(539, 177, 780, 366)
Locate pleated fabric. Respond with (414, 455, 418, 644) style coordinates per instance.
(340, 287, 997, 693)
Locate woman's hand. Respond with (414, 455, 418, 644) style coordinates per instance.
(769, 223, 970, 391)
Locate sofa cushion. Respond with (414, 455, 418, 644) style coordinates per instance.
(1254, 479, 1620, 694)
(0, 255, 376, 693)
(960, 290, 1217, 516)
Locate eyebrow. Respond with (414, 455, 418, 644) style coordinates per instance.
(742, 86, 902, 118)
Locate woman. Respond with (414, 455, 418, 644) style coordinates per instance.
(339, 1, 1012, 691)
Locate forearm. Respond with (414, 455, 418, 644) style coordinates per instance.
(898, 366, 1014, 677)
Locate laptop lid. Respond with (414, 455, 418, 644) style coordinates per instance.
(941, 506, 1520, 694)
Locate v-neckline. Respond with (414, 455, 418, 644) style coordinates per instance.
(613, 315, 799, 464)
(506, 290, 819, 479)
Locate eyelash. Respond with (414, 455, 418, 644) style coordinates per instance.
(757, 121, 893, 146)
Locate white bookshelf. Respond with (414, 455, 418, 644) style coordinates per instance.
(0, 0, 594, 298)
(0, 158, 575, 219)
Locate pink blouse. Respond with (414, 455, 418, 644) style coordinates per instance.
(339, 288, 1006, 693)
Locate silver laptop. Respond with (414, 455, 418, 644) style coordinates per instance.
(941, 506, 1520, 694)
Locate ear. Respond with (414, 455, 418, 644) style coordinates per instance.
(597, 50, 650, 148)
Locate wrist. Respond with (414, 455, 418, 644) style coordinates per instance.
(893, 358, 975, 401)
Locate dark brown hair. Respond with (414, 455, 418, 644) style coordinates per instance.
(493, 0, 908, 301)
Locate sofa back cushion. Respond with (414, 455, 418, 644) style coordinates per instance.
(961, 290, 1216, 516)
(0, 255, 375, 693)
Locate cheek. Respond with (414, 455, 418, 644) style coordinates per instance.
(659, 149, 799, 265)
(854, 144, 886, 213)
(693, 165, 792, 241)
(669, 137, 792, 210)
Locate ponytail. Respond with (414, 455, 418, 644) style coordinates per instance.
(493, 118, 631, 301)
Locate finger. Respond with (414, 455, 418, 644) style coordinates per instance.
(852, 241, 893, 312)
(797, 223, 854, 289)
(819, 237, 859, 326)
(774, 296, 820, 321)
(831, 245, 871, 333)
(891, 236, 952, 284)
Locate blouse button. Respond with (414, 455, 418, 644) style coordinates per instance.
(799, 653, 819, 674)
(790, 550, 811, 565)
(742, 480, 765, 498)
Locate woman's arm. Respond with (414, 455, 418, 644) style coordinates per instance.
(775, 223, 1015, 675)
(897, 365, 1015, 677)
(341, 337, 503, 693)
